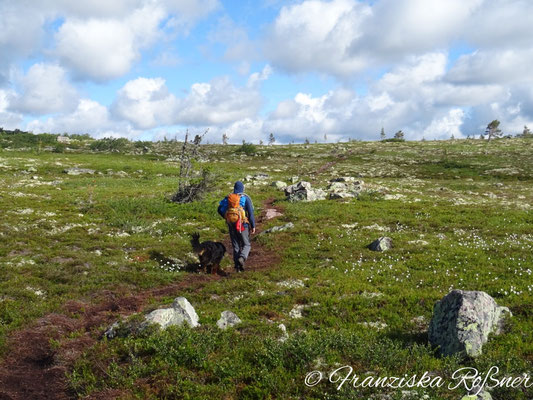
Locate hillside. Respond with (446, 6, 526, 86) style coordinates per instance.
(0, 136, 532, 399)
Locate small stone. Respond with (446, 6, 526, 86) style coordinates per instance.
(368, 237, 393, 251)
(217, 311, 242, 329)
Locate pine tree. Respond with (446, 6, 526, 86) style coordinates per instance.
(394, 130, 405, 140)
(485, 120, 502, 141)
(222, 133, 228, 145)
(380, 127, 386, 141)
(268, 133, 275, 145)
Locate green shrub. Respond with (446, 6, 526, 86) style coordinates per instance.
(235, 142, 257, 155)
(90, 137, 130, 152)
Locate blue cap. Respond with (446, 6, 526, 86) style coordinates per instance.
(233, 181, 244, 193)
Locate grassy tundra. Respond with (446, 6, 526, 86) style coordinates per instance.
(0, 134, 531, 399)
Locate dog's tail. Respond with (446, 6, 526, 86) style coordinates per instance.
(190, 232, 202, 254)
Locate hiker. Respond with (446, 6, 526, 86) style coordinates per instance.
(218, 181, 255, 272)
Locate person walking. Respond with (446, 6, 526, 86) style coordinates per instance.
(218, 181, 255, 272)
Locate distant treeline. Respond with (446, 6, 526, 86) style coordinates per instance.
(0, 128, 153, 152)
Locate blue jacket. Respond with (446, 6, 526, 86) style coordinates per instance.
(218, 193, 255, 228)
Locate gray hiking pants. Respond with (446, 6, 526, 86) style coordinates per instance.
(228, 223, 251, 266)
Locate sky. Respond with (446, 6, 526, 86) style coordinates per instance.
(1, 0, 532, 143)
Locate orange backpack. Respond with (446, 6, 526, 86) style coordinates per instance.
(225, 193, 248, 225)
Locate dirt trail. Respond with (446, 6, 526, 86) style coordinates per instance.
(0, 199, 283, 400)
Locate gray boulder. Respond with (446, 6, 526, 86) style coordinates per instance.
(368, 237, 393, 251)
(216, 310, 242, 329)
(143, 297, 200, 329)
(104, 297, 199, 339)
(429, 290, 511, 358)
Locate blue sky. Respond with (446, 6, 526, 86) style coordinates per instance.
(1, 0, 532, 143)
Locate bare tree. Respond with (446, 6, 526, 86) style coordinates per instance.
(171, 128, 213, 203)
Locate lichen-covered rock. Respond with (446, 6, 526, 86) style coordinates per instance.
(368, 237, 393, 251)
(261, 222, 294, 234)
(429, 290, 511, 358)
(216, 311, 242, 329)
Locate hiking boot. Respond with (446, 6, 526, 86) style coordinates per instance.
(238, 256, 245, 269)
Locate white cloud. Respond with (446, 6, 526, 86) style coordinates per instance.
(26, 98, 145, 139)
(208, 15, 257, 65)
(112, 67, 269, 130)
(421, 108, 465, 140)
(0, 0, 220, 83)
(45, 0, 145, 18)
(112, 78, 178, 129)
(162, 0, 220, 22)
(463, 0, 533, 49)
(354, 0, 483, 57)
(9, 63, 79, 115)
(27, 99, 110, 133)
(0, 89, 23, 129)
(0, 3, 47, 82)
(174, 75, 264, 125)
(264, 0, 485, 78)
(447, 49, 533, 85)
(247, 65, 273, 87)
(264, 0, 371, 77)
(54, 5, 164, 81)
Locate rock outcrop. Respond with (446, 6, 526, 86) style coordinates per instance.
(327, 178, 364, 199)
(284, 181, 326, 202)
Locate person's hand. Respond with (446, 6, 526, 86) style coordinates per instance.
(251, 227, 256, 234)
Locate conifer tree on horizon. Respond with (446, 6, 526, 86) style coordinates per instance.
(485, 120, 502, 141)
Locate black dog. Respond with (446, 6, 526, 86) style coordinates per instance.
(190, 232, 226, 274)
